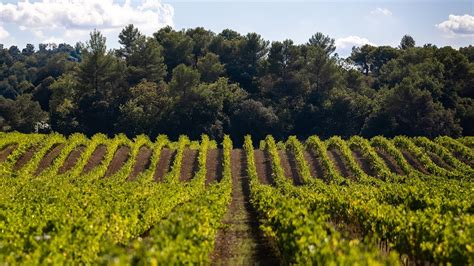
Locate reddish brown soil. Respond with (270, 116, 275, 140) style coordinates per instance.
(14, 146, 39, 170)
(427, 152, 453, 171)
(58, 146, 85, 174)
(279, 150, 303, 185)
(351, 149, 377, 177)
(0, 144, 17, 163)
(400, 149, 429, 174)
(253, 150, 274, 185)
(179, 149, 199, 182)
(374, 148, 405, 175)
(153, 148, 174, 182)
(205, 149, 223, 185)
(35, 143, 65, 175)
(447, 150, 473, 167)
(304, 149, 326, 181)
(327, 149, 352, 179)
(210, 149, 279, 264)
(127, 146, 152, 180)
(104, 146, 130, 177)
(82, 145, 107, 174)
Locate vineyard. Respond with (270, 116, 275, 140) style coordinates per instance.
(0, 132, 473, 264)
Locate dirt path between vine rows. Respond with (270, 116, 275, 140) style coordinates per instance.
(58, 146, 85, 174)
(180, 149, 198, 182)
(374, 148, 405, 175)
(153, 148, 174, 182)
(254, 150, 274, 185)
(279, 150, 303, 185)
(210, 149, 279, 265)
(351, 149, 377, 177)
(400, 149, 429, 174)
(206, 149, 223, 185)
(327, 149, 352, 179)
(128, 146, 152, 180)
(304, 148, 326, 181)
(82, 145, 107, 174)
(0, 144, 17, 163)
(14, 145, 39, 170)
(35, 143, 65, 175)
(427, 152, 453, 171)
(104, 146, 130, 177)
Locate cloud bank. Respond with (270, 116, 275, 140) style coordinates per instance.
(0, 26, 9, 40)
(436, 14, 474, 36)
(0, 0, 174, 44)
(335, 35, 375, 57)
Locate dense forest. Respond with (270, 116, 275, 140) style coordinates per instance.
(0, 25, 473, 143)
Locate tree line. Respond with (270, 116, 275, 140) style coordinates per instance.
(0, 25, 473, 144)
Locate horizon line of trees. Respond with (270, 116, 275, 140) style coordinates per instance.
(0, 25, 473, 144)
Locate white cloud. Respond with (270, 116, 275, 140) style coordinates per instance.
(0, 26, 9, 40)
(436, 14, 474, 36)
(336, 36, 375, 50)
(370, 7, 392, 16)
(0, 0, 174, 44)
(43, 36, 65, 44)
(335, 36, 375, 58)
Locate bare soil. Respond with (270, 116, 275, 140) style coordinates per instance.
(351, 149, 377, 177)
(210, 149, 279, 265)
(400, 149, 429, 174)
(374, 148, 405, 175)
(205, 149, 223, 185)
(35, 143, 65, 175)
(253, 150, 274, 185)
(0, 144, 17, 163)
(279, 150, 303, 185)
(153, 148, 174, 182)
(327, 149, 352, 179)
(427, 152, 453, 171)
(304, 148, 326, 181)
(448, 150, 473, 167)
(127, 146, 152, 180)
(82, 145, 107, 174)
(179, 149, 199, 182)
(104, 146, 130, 177)
(58, 146, 85, 174)
(14, 146, 39, 171)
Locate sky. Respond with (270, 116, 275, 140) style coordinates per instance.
(0, 0, 472, 57)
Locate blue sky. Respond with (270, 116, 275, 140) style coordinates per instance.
(0, 0, 472, 57)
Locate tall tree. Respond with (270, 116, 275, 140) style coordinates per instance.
(362, 79, 462, 137)
(186, 27, 214, 60)
(76, 30, 126, 134)
(196, 53, 224, 83)
(154, 26, 194, 78)
(399, 35, 415, 50)
(22, 44, 35, 56)
(117, 25, 166, 85)
(117, 81, 173, 137)
(117, 24, 142, 60)
(308, 32, 336, 55)
(169, 64, 200, 98)
(350, 44, 376, 76)
(126, 37, 167, 85)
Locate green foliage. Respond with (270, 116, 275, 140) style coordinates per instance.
(0, 26, 473, 150)
(0, 133, 473, 264)
(197, 52, 225, 83)
(399, 35, 416, 50)
(0, 94, 49, 132)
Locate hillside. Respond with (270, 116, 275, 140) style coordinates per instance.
(0, 132, 473, 264)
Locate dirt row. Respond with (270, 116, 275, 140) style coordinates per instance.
(210, 149, 279, 264)
(0, 143, 223, 183)
(0, 140, 461, 183)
